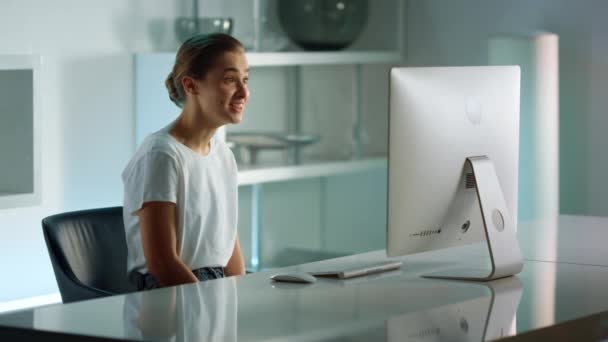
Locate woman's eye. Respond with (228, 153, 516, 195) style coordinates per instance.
(243, 77, 249, 84)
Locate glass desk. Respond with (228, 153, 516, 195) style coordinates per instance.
(1, 215, 608, 341)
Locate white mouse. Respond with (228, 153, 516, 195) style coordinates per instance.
(270, 272, 317, 284)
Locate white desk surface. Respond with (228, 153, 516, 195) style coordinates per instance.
(518, 214, 608, 266)
(1, 215, 607, 341)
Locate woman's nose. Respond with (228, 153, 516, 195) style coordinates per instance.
(236, 82, 249, 98)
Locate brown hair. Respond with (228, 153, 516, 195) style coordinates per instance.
(165, 33, 244, 108)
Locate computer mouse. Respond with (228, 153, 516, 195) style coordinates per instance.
(270, 272, 317, 284)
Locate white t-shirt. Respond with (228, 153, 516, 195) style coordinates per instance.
(121, 121, 238, 276)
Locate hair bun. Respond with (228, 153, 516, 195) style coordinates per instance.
(165, 72, 182, 107)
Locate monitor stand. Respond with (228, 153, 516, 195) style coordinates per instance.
(423, 156, 523, 281)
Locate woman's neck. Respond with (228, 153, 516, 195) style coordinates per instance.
(170, 109, 217, 156)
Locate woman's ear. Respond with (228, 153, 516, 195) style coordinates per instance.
(181, 76, 198, 96)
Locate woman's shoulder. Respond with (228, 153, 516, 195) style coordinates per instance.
(122, 124, 183, 181)
(135, 120, 182, 155)
(142, 131, 179, 155)
(123, 132, 179, 171)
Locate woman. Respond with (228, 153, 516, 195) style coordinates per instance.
(122, 33, 248, 290)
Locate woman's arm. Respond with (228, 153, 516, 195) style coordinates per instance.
(224, 233, 246, 277)
(137, 201, 198, 287)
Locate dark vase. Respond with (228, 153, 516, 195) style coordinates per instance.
(278, 0, 369, 51)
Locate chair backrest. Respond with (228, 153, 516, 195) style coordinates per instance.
(42, 206, 137, 303)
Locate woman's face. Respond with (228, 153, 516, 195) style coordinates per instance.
(195, 50, 250, 126)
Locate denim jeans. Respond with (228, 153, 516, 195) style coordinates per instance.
(134, 267, 225, 291)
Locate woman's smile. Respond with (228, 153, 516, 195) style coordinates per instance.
(229, 101, 245, 113)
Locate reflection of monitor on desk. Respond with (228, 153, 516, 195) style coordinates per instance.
(387, 276, 523, 341)
(387, 66, 523, 281)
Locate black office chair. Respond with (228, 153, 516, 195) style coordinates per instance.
(42, 206, 137, 303)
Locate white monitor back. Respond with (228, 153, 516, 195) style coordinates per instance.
(387, 66, 520, 257)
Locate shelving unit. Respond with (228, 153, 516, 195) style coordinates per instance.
(137, 50, 402, 68)
(134, 46, 401, 159)
(248, 51, 403, 66)
(134, 0, 404, 270)
(238, 157, 386, 185)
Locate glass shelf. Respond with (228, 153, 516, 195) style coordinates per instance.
(237, 157, 386, 185)
(248, 51, 402, 66)
(136, 50, 402, 68)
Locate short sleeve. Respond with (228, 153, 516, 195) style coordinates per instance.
(123, 151, 180, 216)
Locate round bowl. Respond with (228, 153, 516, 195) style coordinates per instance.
(174, 17, 233, 43)
(277, 0, 369, 51)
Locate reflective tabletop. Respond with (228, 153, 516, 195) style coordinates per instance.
(1, 215, 607, 341)
(518, 215, 608, 266)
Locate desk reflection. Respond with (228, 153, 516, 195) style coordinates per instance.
(387, 277, 522, 342)
(123, 277, 237, 342)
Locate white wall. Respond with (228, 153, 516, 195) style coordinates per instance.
(0, 0, 186, 302)
(405, 0, 608, 216)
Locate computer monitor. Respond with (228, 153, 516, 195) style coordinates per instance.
(387, 66, 523, 281)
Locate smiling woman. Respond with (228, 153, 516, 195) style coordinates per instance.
(121, 33, 248, 291)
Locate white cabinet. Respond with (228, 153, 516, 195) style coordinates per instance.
(0, 55, 41, 209)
